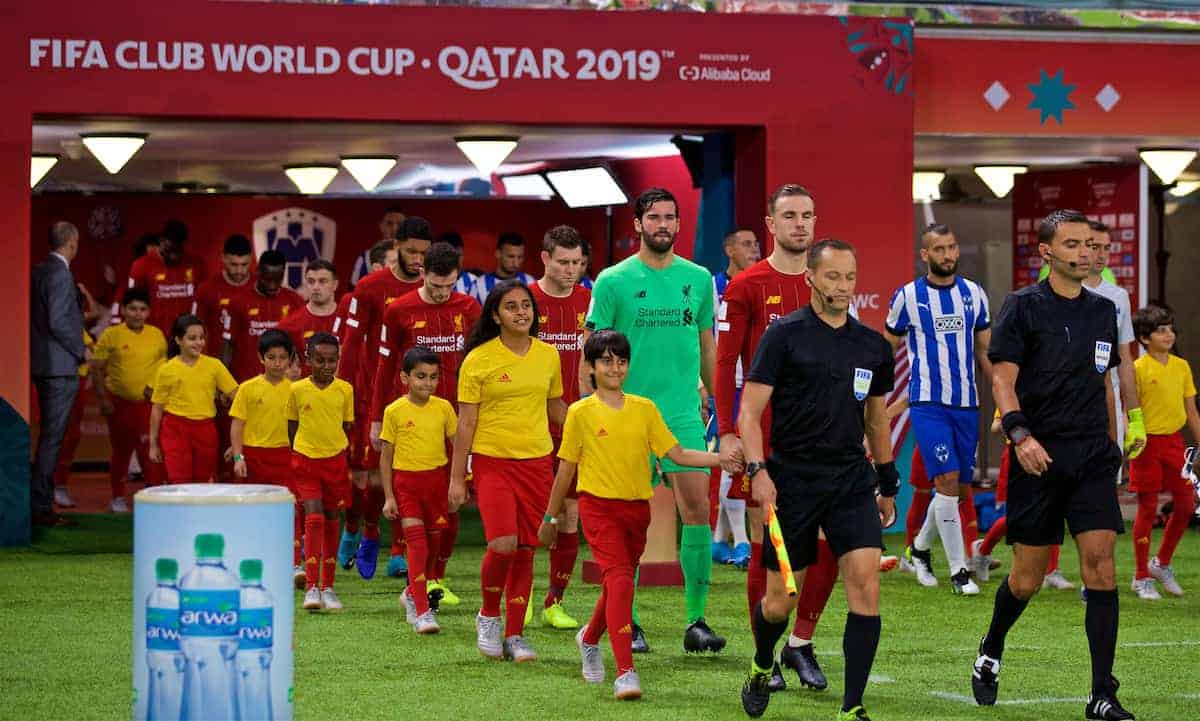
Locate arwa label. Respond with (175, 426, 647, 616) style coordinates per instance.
(180, 590, 240, 637)
(239, 608, 274, 650)
(145, 607, 180, 650)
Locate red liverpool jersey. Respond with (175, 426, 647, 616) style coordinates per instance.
(277, 301, 340, 377)
(194, 273, 250, 356)
(529, 282, 590, 408)
(224, 287, 305, 382)
(370, 290, 480, 421)
(337, 268, 421, 392)
(715, 259, 811, 439)
(128, 254, 208, 337)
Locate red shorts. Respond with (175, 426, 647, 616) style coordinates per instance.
(393, 467, 451, 529)
(473, 454, 553, 546)
(1130, 432, 1191, 494)
(996, 445, 1011, 503)
(910, 447, 932, 491)
(726, 470, 760, 508)
(578, 494, 651, 571)
(242, 446, 293, 488)
(292, 451, 351, 510)
(160, 413, 218, 484)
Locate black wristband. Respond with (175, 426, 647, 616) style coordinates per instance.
(875, 461, 900, 498)
(1001, 411, 1030, 441)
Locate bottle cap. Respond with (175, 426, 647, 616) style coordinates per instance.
(239, 559, 263, 583)
(194, 533, 225, 559)
(155, 558, 178, 582)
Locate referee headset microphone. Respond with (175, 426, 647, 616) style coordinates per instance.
(804, 273, 836, 307)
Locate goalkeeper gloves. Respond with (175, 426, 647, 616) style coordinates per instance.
(1125, 407, 1147, 459)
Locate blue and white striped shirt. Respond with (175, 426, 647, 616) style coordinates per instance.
(886, 276, 990, 408)
(469, 271, 536, 304)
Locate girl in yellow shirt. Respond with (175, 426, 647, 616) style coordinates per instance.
(148, 314, 237, 483)
(449, 279, 566, 663)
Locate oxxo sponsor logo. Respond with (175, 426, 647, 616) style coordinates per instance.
(934, 315, 965, 333)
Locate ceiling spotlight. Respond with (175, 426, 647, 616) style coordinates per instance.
(162, 181, 201, 194)
(340, 156, 397, 192)
(455, 136, 519, 177)
(1169, 180, 1200, 198)
(544, 167, 628, 208)
(81, 133, 147, 174)
(202, 183, 230, 194)
(974, 165, 1027, 198)
(31, 154, 59, 188)
(284, 165, 339, 195)
(1139, 147, 1197, 185)
(501, 173, 555, 198)
(912, 171, 945, 202)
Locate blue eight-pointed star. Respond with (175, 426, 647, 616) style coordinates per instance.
(1027, 68, 1076, 125)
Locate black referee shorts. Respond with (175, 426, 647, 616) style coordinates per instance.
(761, 458, 883, 571)
(1006, 435, 1124, 547)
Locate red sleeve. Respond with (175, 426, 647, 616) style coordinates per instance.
(337, 285, 373, 385)
(370, 305, 404, 423)
(716, 280, 751, 437)
(128, 258, 148, 289)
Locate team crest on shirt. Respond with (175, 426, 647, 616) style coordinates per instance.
(1094, 341, 1112, 373)
(155, 273, 166, 281)
(281, 305, 290, 316)
(576, 312, 586, 330)
(853, 368, 873, 401)
(185, 269, 193, 282)
(538, 315, 548, 325)
(453, 314, 464, 333)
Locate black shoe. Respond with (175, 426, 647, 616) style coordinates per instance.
(767, 661, 786, 693)
(684, 618, 727, 653)
(741, 669, 772, 718)
(427, 588, 444, 613)
(1086, 693, 1135, 720)
(971, 639, 1000, 706)
(780, 643, 828, 690)
(1086, 677, 1134, 720)
(631, 623, 650, 654)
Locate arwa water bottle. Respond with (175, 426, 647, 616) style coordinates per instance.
(145, 558, 184, 721)
(179, 533, 240, 721)
(237, 559, 274, 721)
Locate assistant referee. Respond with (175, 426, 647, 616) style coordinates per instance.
(737, 239, 898, 721)
(971, 209, 1136, 721)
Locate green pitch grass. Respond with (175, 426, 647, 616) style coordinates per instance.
(4, 513, 1198, 720)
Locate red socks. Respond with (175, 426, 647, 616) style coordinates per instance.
(433, 512, 459, 579)
(960, 488, 978, 556)
(585, 566, 637, 675)
(321, 515, 338, 589)
(344, 485, 365, 535)
(480, 549, 513, 617)
(304, 513, 323, 589)
(504, 547, 535, 638)
(1133, 492, 1157, 579)
(293, 504, 304, 567)
(362, 484, 385, 542)
(546, 531, 579, 607)
(747, 542, 765, 624)
(906, 490, 932, 547)
(404, 524, 431, 615)
(793, 539, 838, 640)
(1046, 544, 1061, 574)
(390, 520, 404, 556)
(1160, 489, 1196, 566)
(980, 516, 1007, 556)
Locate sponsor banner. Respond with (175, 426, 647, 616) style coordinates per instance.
(1011, 165, 1145, 310)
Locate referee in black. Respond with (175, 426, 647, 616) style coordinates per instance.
(971, 209, 1134, 721)
(737, 239, 898, 721)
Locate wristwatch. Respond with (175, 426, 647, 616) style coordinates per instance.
(745, 461, 767, 480)
(1007, 426, 1032, 446)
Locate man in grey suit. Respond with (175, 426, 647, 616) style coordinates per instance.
(30, 221, 86, 528)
